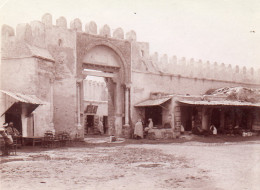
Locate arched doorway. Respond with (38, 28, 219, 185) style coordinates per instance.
(77, 44, 131, 137)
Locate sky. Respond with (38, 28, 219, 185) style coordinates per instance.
(0, 0, 260, 70)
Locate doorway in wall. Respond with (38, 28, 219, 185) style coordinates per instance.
(180, 106, 192, 131)
(240, 108, 252, 130)
(145, 106, 162, 127)
(103, 116, 108, 134)
(83, 74, 109, 136)
(5, 113, 22, 135)
(86, 115, 94, 134)
(211, 108, 221, 129)
(80, 44, 128, 137)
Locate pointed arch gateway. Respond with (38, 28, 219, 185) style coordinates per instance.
(76, 37, 132, 137)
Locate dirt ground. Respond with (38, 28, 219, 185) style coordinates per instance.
(1, 135, 260, 190)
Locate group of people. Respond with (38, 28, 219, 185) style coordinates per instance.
(0, 122, 20, 155)
(134, 118, 219, 139)
(192, 124, 217, 136)
(134, 118, 153, 139)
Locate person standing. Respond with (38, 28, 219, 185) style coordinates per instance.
(134, 119, 144, 139)
(98, 120, 104, 135)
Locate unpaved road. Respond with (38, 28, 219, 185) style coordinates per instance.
(1, 141, 260, 190)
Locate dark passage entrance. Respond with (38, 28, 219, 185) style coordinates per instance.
(5, 113, 22, 135)
(240, 109, 252, 130)
(211, 108, 221, 129)
(180, 106, 192, 131)
(145, 106, 162, 127)
(85, 115, 94, 134)
(103, 116, 108, 134)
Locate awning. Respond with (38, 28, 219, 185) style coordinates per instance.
(178, 100, 260, 108)
(0, 90, 45, 116)
(135, 97, 171, 107)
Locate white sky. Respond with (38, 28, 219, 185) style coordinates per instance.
(1, 0, 260, 70)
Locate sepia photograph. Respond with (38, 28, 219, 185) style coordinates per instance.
(0, 0, 260, 189)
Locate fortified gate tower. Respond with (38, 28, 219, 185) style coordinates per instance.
(1, 13, 134, 138)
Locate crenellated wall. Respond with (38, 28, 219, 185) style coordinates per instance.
(1, 14, 138, 51)
(2, 13, 259, 87)
(132, 47, 260, 85)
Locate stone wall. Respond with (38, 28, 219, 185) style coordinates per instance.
(1, 57, 54, 136)
(131, 70, 260, 125)
(1, 58, 37, 94)
(131, 41, 260, 85)
(1, 13, 79, 136)
(130, 38, 260, 126)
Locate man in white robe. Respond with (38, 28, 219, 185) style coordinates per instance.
(134, 119, 143, 139)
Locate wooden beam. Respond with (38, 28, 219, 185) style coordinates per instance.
(83, 62, 120, 72)
(82, 70, 115, 78)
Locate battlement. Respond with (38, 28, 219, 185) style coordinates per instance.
(147, 52, 260, 85)
(1, 13, 137, 47)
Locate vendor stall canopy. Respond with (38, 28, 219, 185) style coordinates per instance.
(135, 97, 171, 107)
(0, 90, 45, 116)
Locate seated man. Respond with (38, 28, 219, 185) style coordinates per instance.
(5, 122, 20, 137)
(5, 122, 22, 146)
(210, 125, 217, 135)
(0, 123, 14, 155)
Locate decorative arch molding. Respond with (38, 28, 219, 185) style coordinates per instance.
(82, 40, 130, 84)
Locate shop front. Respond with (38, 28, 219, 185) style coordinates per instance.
(0, 90, 44, 137)
(134, 87, 260, 138)
(178, 100, 260, 135)
(134, 96, 176, 139)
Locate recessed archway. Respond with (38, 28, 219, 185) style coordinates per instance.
(78, 44, 130, 136)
